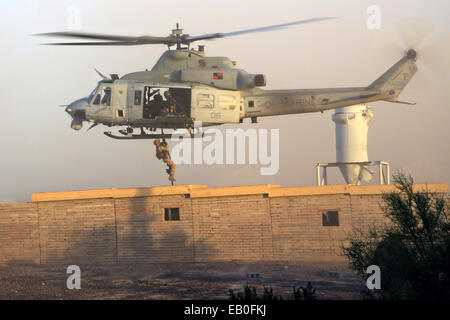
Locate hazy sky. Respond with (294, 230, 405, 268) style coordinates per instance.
(0, 0, 449, 203)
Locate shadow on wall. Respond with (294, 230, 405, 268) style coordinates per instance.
(4, 197, 217, 266)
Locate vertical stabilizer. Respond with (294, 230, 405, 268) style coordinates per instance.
(368, 49, 418, 101)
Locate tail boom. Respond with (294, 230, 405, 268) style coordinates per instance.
(242, 50, 418, 119)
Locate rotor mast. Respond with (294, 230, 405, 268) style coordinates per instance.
(171, 23, 185, 50)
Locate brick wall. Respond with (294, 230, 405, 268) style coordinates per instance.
(269, 194, 352, 264)
(0, 203, 39, 265)
(191, 195, 273, 262)
(37, 199, 116, 265)
(0, 184, 446, 267)
(115, 195, 194, 264)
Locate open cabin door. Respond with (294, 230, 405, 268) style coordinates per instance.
(191, 87, 240, 124)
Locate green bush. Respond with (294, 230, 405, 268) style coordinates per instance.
(342, 173, 449, 299)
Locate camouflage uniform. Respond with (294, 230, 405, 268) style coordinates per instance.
(163, 91, 176, 114)
(154, 139, 176, 183)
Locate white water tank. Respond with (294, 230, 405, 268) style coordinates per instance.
(331, 105, 374, 184)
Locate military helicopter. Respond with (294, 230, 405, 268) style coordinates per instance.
(37, 18, 417, 140)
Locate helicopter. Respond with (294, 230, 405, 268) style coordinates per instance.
(37, 18, 418, 140)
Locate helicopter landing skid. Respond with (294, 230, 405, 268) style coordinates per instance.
(104, 131, 208, 140)
(104, 131, 174, 140)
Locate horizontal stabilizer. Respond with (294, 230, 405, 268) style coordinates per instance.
(383, 100, 416, 105)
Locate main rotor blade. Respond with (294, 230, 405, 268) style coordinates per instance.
(35, 31, 175, 46)
(41, 41, 151, 46)
(185, 17, 337, 42)
(41, 39, 176, 46)
(34, 31, 138, 42)
(36, 18, 337, 47)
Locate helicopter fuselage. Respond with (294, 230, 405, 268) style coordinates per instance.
(65, 48, 418, 135)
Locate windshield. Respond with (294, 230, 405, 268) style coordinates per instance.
(87, 83, 101, 103)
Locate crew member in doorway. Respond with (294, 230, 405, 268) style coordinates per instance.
(164, 90, 176, 114)
(149, 92, 163, 119)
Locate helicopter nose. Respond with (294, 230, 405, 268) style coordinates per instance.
(66, 98, 89, 131)
(65, 105, 72, 115)
(66, 98, 88, 120)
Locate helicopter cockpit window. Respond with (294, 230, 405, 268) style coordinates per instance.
(100, 87, 112, 106)
(92, 86, 111, 106)
(88, 83, 101, 103)
(92, 93, 101, 105)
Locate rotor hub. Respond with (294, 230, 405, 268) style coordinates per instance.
(406, 49, 417, 60)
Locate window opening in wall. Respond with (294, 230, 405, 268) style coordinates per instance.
(322, 211, 339, 226)
(164, 208, 180, 221)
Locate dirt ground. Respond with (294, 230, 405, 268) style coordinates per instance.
(0, 262, 365, 300)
